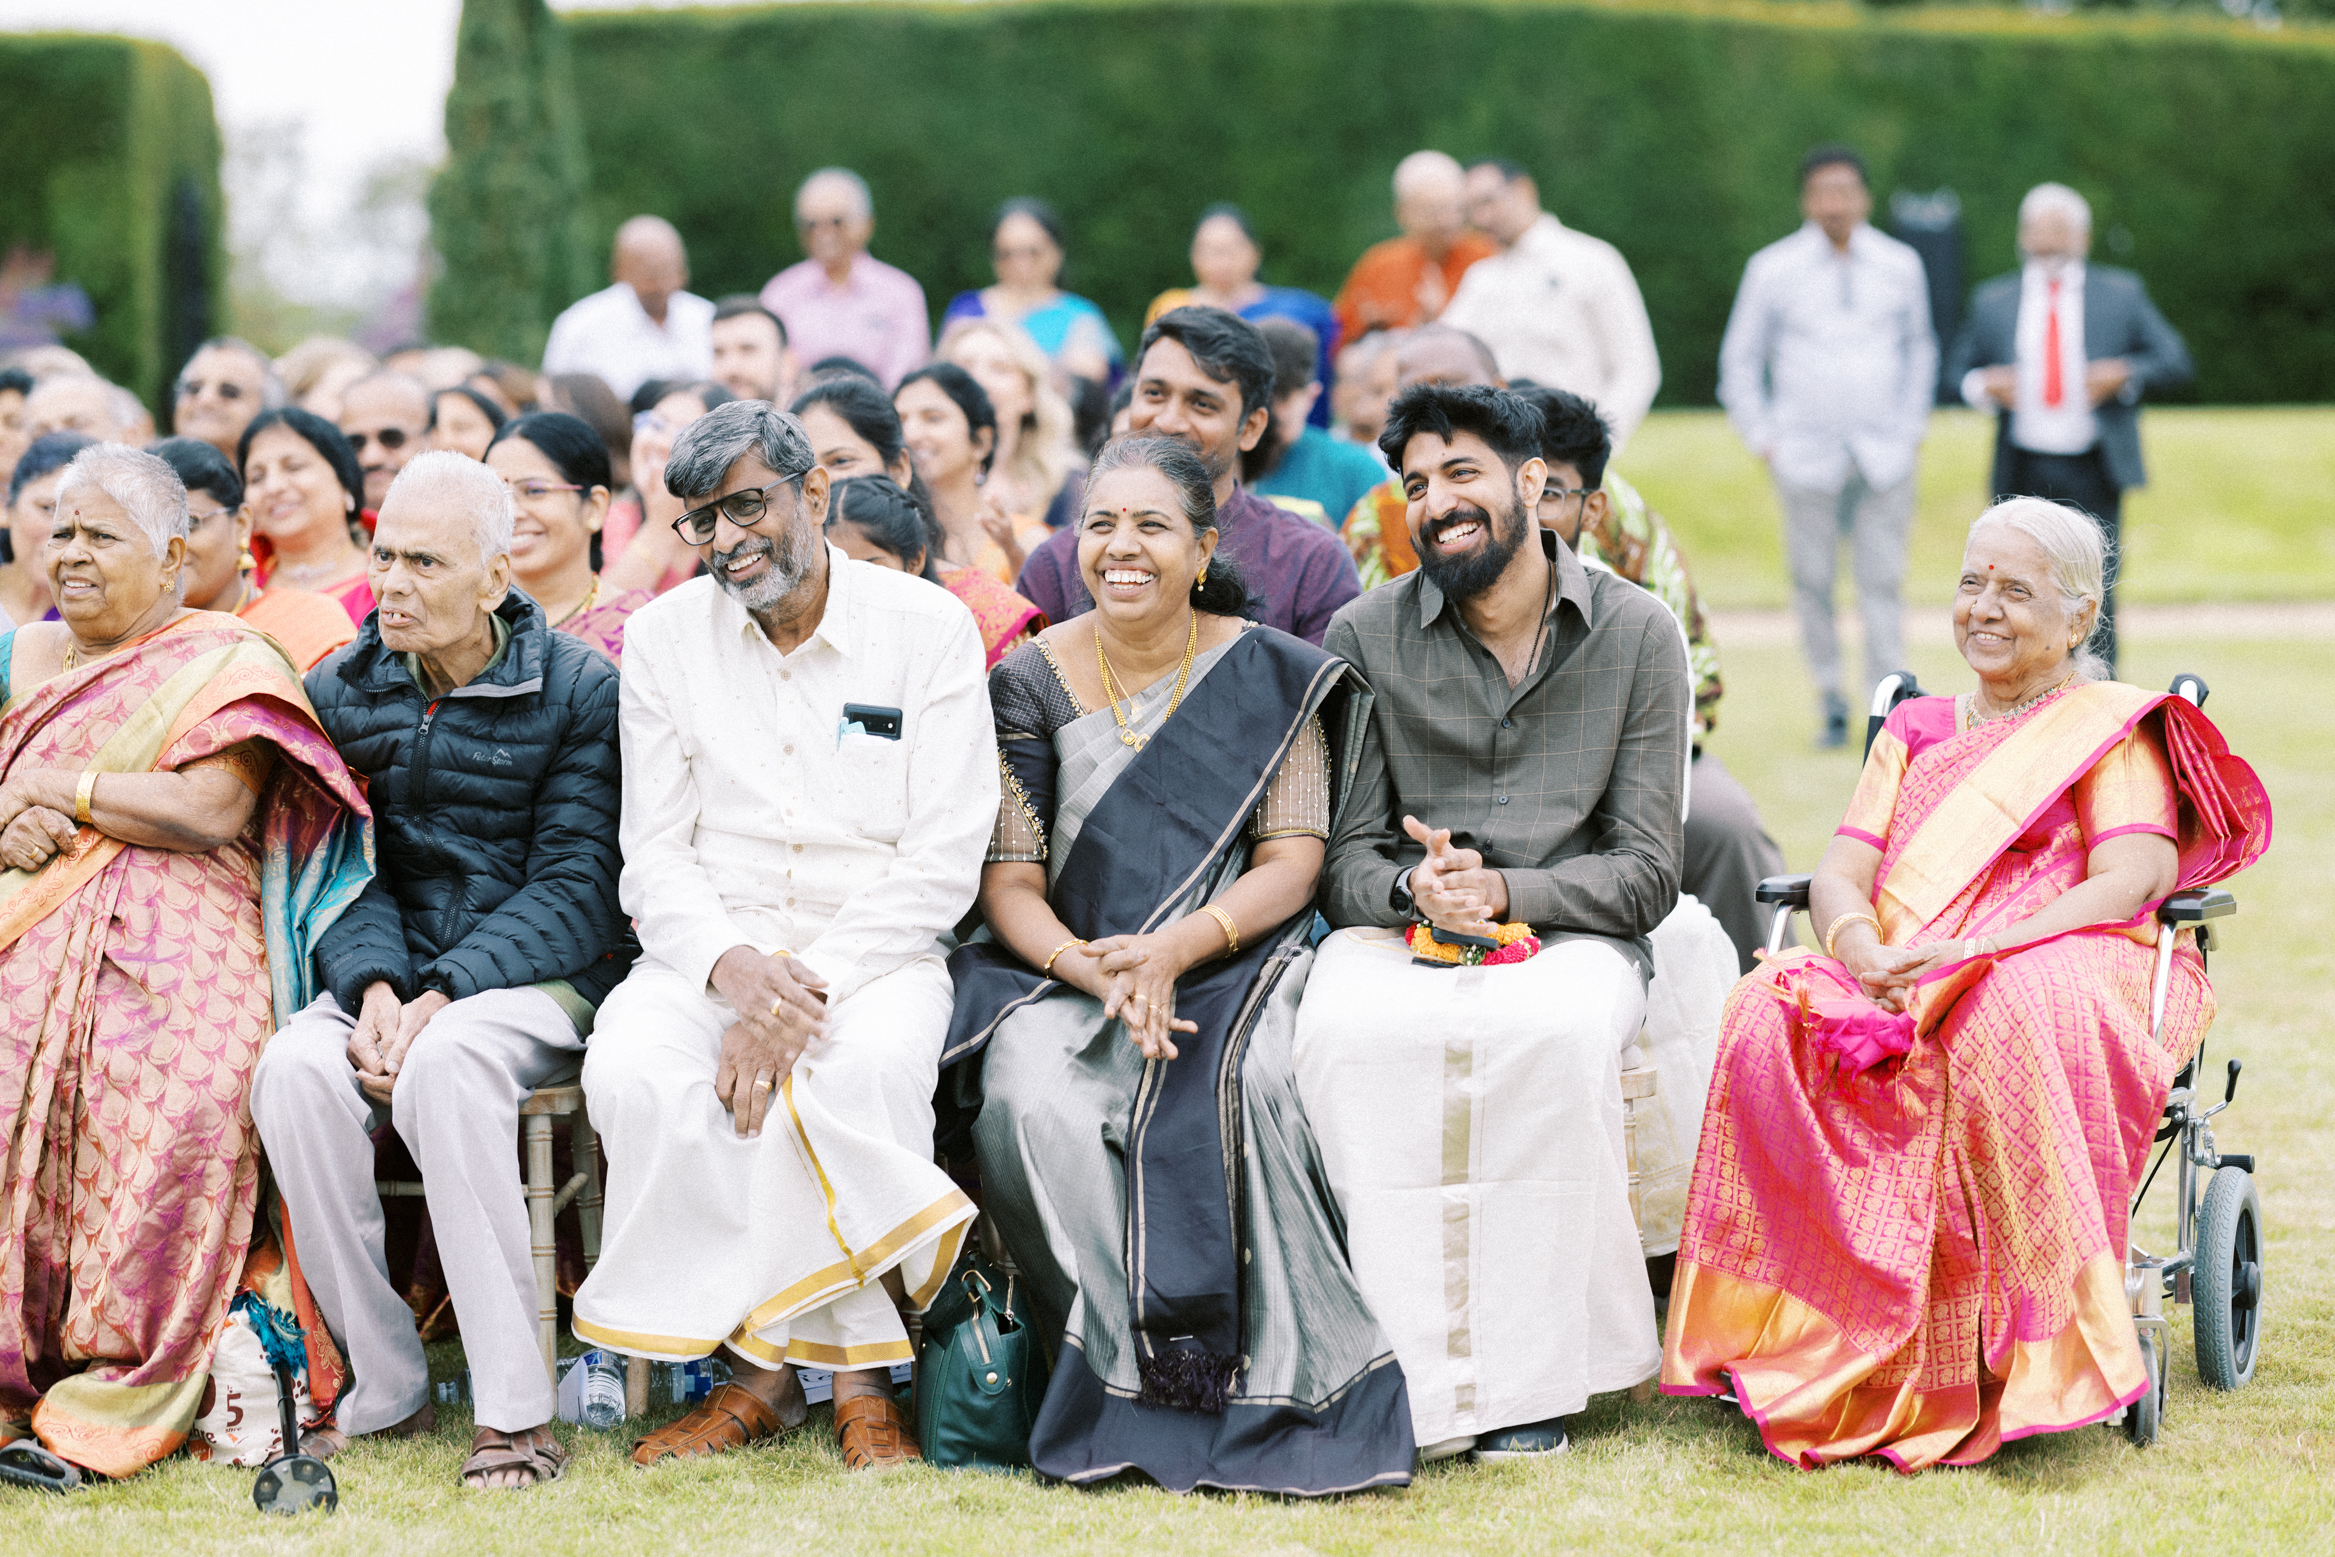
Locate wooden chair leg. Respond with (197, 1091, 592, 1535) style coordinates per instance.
(525, 1114, 557, 1384)
(572, 1109, 603, 1272)
(625, 1355, 651, 1419)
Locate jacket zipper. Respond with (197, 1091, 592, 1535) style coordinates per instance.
(412, 695, 454, 949)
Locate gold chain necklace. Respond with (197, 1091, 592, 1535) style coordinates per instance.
(1095, 610, 1198, 751)
(1965, 671, 2076, 728)
(549, 575, 601, 628)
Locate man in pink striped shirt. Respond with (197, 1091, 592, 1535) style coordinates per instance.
(759, 169, 930, 390)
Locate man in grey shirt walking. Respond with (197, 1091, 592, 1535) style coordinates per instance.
(1719, 145, 1936, 747)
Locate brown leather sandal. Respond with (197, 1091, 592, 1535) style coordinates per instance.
(631, 1381, 804, 1468)
(834, 1393, 921, 1470)
(459, 1425, 568, 1490)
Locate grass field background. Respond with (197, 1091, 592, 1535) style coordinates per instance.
(8, 412, 2334, 1552)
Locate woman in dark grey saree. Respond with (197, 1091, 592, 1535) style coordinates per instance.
(941, 439, 1414, 1494)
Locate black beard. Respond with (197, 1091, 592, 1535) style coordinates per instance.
(1414, 496, 1530, 602)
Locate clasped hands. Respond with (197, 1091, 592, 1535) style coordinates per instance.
(1052, 935, 1196, 1062)
(1830, 925, 1966, 1015)
(709, 946, 830, 1139)
(346, 982, 452, 1104)
(1403, 815, 1508, 939)
(0, 768, 85, 873)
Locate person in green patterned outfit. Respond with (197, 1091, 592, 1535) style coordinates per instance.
(1514, 382, 1783, 970)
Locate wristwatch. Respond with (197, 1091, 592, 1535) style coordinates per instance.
(1389, 863, 1417, 918)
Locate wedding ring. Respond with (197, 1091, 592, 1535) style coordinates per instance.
(753, 1075, 773, 1094)
(769, 996, 786, 1018)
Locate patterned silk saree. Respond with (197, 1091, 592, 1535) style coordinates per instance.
(1661, 681, 2270, 1470)
(0, 614, 370, 1477)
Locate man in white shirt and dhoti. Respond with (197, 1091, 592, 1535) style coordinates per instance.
(571, 400, 997, 1470)
(1295, 382, 1687, 1464)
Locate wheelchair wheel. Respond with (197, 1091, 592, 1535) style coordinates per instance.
(2194, 1165, 2263, 1389)
(2124, 1325, 2164, 1448)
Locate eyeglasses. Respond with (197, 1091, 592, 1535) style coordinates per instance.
(992, 245, 1050, 263)
(796, 214, 851, 232)
(348, 427, 411, 451)
(504, 479, 584, 504)
(175, 378, 248, 402)
(187, 503, 242, 528)
(671, 473, 807, 545)
(1539, 483, 1592, 508)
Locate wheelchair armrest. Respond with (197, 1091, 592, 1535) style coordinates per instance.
(1756, 873, 1813, 910)
(2159, 888, 2235, 925)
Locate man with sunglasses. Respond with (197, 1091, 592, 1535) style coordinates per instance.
(338, 371, 433, 512)
(575, 399, 995, 1473)
(758, 168, 930, 390)
(171, 336, 283, 459)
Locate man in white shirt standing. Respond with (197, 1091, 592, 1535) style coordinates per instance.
(1944, 183, 2192, 677)
(539, 216, 715, 403)
(1719, 146, 1937, 748)
(572, 400, 996, 1472)
(1442, 159, 1661, 453)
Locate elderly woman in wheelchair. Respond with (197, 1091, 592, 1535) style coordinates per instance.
(1659, 497, 2271, 1471)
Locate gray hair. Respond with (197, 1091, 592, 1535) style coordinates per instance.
(2018, 182, 2092, 235)
(382, 449, 514, 562)
(55, 443, 189, 558)
(796, 167, 873, 220)
(1969, 496, 2112, 680)
(182, 335, 288, 410)
(665, 400, 814, 502)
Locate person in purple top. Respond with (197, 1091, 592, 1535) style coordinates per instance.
(1015, 307, 1360, 646)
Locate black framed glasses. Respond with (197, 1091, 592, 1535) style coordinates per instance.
(671, 473, 807, 545)
(1539, 483, 1592, 508)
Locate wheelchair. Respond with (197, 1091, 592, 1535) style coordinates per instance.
(1752, 669, 2259, 1450)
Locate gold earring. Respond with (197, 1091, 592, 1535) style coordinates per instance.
(1198, 566, 1208, 586)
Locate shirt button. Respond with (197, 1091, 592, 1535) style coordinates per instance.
(1496, 795, 1509, 805)
(787, 897, 796, 907)
(780, 670, 791, 682)
(792, 844, 803, 854)
(1501, 718, 1513, 729)
(783, 744, 793, 755)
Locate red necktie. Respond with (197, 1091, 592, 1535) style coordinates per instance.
(2042, 278, 2064, 409)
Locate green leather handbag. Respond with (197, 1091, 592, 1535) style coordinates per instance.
(915, 1254, 1049, 1470)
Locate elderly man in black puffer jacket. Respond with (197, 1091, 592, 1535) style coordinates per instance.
(250, 451, 636, 1494)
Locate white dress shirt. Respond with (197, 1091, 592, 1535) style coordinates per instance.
(1959, 260, 2096, 455)
(1440, 212, 1662, 451)
(540, 282, 715, 402)
(616, 548, 998, 1006)
(1718, 222, 1938, 493)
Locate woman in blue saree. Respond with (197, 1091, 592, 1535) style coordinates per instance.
(942, 437, 1413, 1495)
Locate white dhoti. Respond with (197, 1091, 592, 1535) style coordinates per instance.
(1632, 895, 1740, 1255)
(1292, 928, 1658, 1445)
(572, 956, 974, 1372)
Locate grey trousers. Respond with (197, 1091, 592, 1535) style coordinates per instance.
(1776, 469, 1917, 704)
(249, 988, 584, 1434)
(1683, 752, 1787, 974)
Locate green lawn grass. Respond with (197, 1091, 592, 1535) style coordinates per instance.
(10, 448, 2335, 1550)
(1628, 407, 2335, 612)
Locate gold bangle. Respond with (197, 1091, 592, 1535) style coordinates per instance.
(1201, 903, 1240, 954)
(1042, 937, 1086, 977)
(1822, 910, 1883, 961)
(75, 771, 98, 827)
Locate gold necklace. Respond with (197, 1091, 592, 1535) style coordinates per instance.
(1095, 610, 1198, 751)
(1967, 671, 2076, 728)
(549, 575, 601, 628)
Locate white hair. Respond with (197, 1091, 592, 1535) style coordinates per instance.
(1393, 150, 1465, 200)
(54, 443, 189, 558)
(797, 167, 873, 220)
(1969, 496, 2112, 680)
(381, 450, 513, 562)
(2018, 182, 2092, 235)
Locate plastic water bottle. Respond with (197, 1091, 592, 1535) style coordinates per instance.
(577, 1354, 626, 1430)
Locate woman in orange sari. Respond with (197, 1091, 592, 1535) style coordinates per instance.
(0, 446, 369, 1488)
(152, 437, 356, 672)
(1662, 498, 2271, 1471)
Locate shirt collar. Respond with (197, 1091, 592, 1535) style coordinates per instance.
(1415, 524, 1592, 633)
(714, 541, 858, 658)
(2022, 258, 2086, 288)
(401, 610, 510, 693)
(1798, 219, 1873, 259)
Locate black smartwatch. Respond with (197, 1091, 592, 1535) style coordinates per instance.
(1389, 863, 1417, 918)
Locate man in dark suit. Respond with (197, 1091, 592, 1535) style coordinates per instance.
(1945, 182, 2192, 675)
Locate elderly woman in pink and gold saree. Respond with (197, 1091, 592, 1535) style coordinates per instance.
(1662, 498, 2271, 1472)
(0, 446, 368, 1489)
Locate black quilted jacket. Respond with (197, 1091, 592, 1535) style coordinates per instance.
(304, 591, 638, 1017)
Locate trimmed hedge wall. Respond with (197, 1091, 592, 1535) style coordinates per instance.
(564, 0, 2335, 405)
(0, 35, 225, 412)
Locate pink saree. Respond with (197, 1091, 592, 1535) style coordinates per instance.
(0, 613, 370, 1478)
(1661, 681, 2271, 1471)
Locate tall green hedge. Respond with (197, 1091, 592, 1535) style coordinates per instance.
(0, 35, 224, 413)
(428, 0, 596, 364)
(563, 0, 2335, 405)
